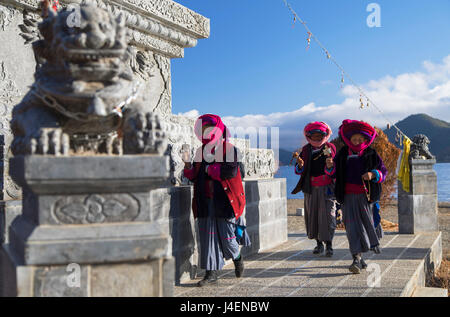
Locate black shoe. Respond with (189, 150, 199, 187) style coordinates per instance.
(313, 241, 324, 254)
(325, 246, 334, 257)
(360, 258, 368, 270)
(197, 270, 218, 287)
(233, 255, 244, 278)
(370, 246, 381, 254)
(349, 258, 362, 274)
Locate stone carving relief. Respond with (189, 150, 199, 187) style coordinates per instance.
(153, 54, 171, 118)
(0, 62, 21, 118)
(0, 6, 15, 31)
(128, 47, 156, 81)
(52, 193, 140, 224)
(8, 0, 40, 9)
(4, 147, 22, 200)
(127, 49, 172, 120)
(116, 0, 210, 38)
(129, 28, 184, 58)
(162, 115, 277, 185)
(81, 0, 197, 49)
(6, 0, 210, 40)
(0, 62, 22, 200)
(18, 10, 41, 46)
(244, 148, 276, 179)
(163, 115, 198, 185)
(9, 0, 203, 58)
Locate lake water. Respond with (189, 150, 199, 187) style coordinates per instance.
(275, 163, 450, 202)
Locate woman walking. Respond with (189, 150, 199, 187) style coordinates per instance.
(326, 119, 387, 274)
(292, 122, 337, 257)
(183, 114, 251, 286)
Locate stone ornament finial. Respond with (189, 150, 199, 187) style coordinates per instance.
(409, 134, 435, 161)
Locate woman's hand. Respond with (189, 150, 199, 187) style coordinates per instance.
(294, 152, 304, 168)
(326, 157, 334, 169)
(362, 172, 374, 181)
(181, 146, 192, 169)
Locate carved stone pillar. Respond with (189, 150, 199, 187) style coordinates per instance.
(1, 155, 173, 296)
(398, 159, 439, 234)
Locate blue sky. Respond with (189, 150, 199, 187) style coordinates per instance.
(172, 0, 450, 149)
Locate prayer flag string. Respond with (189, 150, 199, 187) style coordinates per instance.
(282, 0, 410, 143)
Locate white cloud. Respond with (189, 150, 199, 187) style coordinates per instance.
(180, 55, 450, 150)
(177, 109, 200, 118)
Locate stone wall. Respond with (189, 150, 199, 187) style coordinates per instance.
(165, 114, 277, 186)
(244, 178, 288, 255)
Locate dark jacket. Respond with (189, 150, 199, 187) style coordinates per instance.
(333, 146, 384, 204)
(184, 142, 246, 219)
(291, 142, 336, 195)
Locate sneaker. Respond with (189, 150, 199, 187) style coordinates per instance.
(313, 242, 324, 254)
(197, 270, 218, 287)
(360, 258, 368, 270)
(233, 255, 244, 278)
(349, 258, 362, 274)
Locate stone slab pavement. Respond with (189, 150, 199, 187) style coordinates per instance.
(174, 231, 442, 297)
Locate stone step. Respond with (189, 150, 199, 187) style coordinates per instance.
(412, 287, 447, 297)
(174, 231, 443, 297)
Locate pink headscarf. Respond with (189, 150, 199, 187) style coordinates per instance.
(304, 121, 332, 148)
(194, 114, 228, 146)
(338, 119, 377, 153)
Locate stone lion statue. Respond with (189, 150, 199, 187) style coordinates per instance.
(11, 4, 166, 156)
(409, 134, 434, 160)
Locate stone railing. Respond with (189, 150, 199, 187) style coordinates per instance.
(164, 114, 277, 185)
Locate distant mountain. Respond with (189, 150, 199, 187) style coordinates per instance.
(277, 113, 450, 165)
(277, 148, 296, 166)
(383, 114, 450, 163)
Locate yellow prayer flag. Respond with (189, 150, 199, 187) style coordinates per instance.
(398, 136, 411, 192)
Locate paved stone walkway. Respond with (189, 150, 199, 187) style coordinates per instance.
(174, 231, 441, 297)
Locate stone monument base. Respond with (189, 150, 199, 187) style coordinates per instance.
(0, 155, 174, 297)
(398, 159, 439, 234)
(0, 246, 174, 297)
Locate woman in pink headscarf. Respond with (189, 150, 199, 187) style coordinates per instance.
(326, 120, 387, 274)
(183, 114, 250, 287)
(291, 122, 337, 257)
